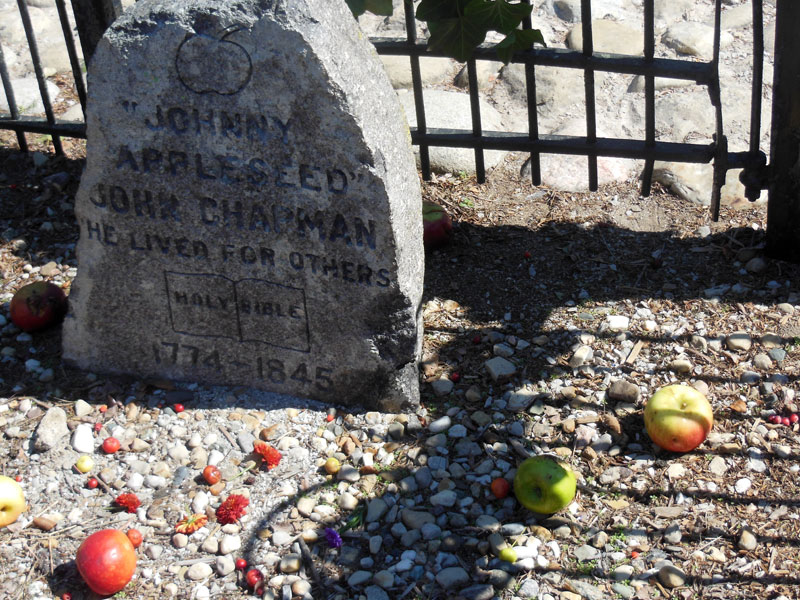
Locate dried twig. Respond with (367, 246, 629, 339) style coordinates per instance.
(297, 536, 322, 591)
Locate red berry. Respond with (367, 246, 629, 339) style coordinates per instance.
(62, 594, 72, 600)
(782, 417, 791, 426)
(14, 475, 21, 483)
(768, 415, 781, 424)
(94, 422, 103, 432)
(326, 414, 334, 422)
(490, 477, 511, 499)
(87, 478, 99, 489)
(630, 550, 639, 559)
(202, 465, 222, 485)
(173, 403, 184, 413)
(472, 335, 481, 344)
(235, 558, 247, 571)
(102, 437, 121, 454)
(245, 568, 263, 588)
(98, 404, 107, 413)
(450, 372, 461, 383)
(126, 528, 143, 548)
(790, 414, 799, 424)
(524, 251, 532, 259)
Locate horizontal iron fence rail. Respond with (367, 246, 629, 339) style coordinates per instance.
(372, 40, 718, 83)
(0, 0, 772, 220)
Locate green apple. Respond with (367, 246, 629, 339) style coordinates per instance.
(644, 384, 713, 453)
(514, 455, 577, 514)
(0, 475, 26, 528)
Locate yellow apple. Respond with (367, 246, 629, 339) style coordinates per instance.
(0, 475, 26, 528)
(644, 384, 713, 453)
(75, 455, 95, 473)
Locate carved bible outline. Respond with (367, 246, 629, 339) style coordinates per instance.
(164, 271, 310, 353)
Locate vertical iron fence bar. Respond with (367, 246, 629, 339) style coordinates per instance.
(55, 0, 88, 118)
(522, 0, 541, 185)
(766, 0, 800, 262)
(467, 60, 485, 183)
(69, 0, 120, 64)
(581, 0, 598, 190)
(743, 0, 765, 202)
(0, 44, 28, 151)
(640, 0, 655, 196)
(404, 0, 430, 180)
(17, 0, 63, 155)
(709, 0, 725, 220)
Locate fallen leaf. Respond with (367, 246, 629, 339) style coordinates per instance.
(730, 399, 748, 414)
(601, 414, 622, 435)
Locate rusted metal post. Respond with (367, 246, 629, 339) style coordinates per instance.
(767, 0, 800, 262)
(69, 0, 122, 65)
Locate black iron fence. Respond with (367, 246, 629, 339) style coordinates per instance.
(0, 0, 798, 261)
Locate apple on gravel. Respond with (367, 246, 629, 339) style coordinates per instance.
(513, 455, 577, 515)
(422, 201, 453, 249)
(0, 475, 26, 528)
(644, 384, 713, 453)
(9, 281, 67, 332)
(76, 529, 136, 596)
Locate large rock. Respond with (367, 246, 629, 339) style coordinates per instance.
(33, 407, 69, 452)
(566, 20, 644, 56)
(0, 78, 60, 113)
(63, 0, 424, 411)
(663, 22, 733, 60)
(397, 89, 506, 174)
(652, 163, 761, 207)
(536, 118, 635, 191)
(380, 55, 454, 89)
(499, 64, 584, 108)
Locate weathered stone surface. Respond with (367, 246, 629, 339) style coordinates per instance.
(63, 0, 423, 411)
(567, 20, 644, 56)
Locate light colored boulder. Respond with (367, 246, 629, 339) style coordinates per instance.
(567, 20, 644, 56)
(397, 89, 506, 174)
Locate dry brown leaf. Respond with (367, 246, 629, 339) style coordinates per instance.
(730, 399, 748, 414)
(601, 414, 622, 435)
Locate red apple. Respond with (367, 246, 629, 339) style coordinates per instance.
(644, 384, 713, 453)
(9, 281, 67, 332)
(102, 437, 121, 454)
(202, 465, 222, 485)
(76, 529, 136, 596)
(422, 201, 453, 249)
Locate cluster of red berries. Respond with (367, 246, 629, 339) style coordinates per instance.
(768, 413, 799, 426)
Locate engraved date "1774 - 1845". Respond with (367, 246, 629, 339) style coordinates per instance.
(151, 340, 333, 391)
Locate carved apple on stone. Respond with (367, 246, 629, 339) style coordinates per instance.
(175, 28, 252, 95)
(644, 384, 713, 453)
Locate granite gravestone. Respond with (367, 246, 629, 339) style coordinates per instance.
(63, 0, 424, 411)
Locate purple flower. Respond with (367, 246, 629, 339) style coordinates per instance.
(324, 527, 342, 549)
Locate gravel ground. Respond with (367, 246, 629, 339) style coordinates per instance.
(1, 140, 800, 600)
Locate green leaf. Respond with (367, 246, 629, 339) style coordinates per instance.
(465, 0, 532, 35)
(428, 15, 487, 62)
(416, 0, 471, 21)
(495, 28, 546, 64)
(365, 0, 394, 16)
(346, 0, 367, 17)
